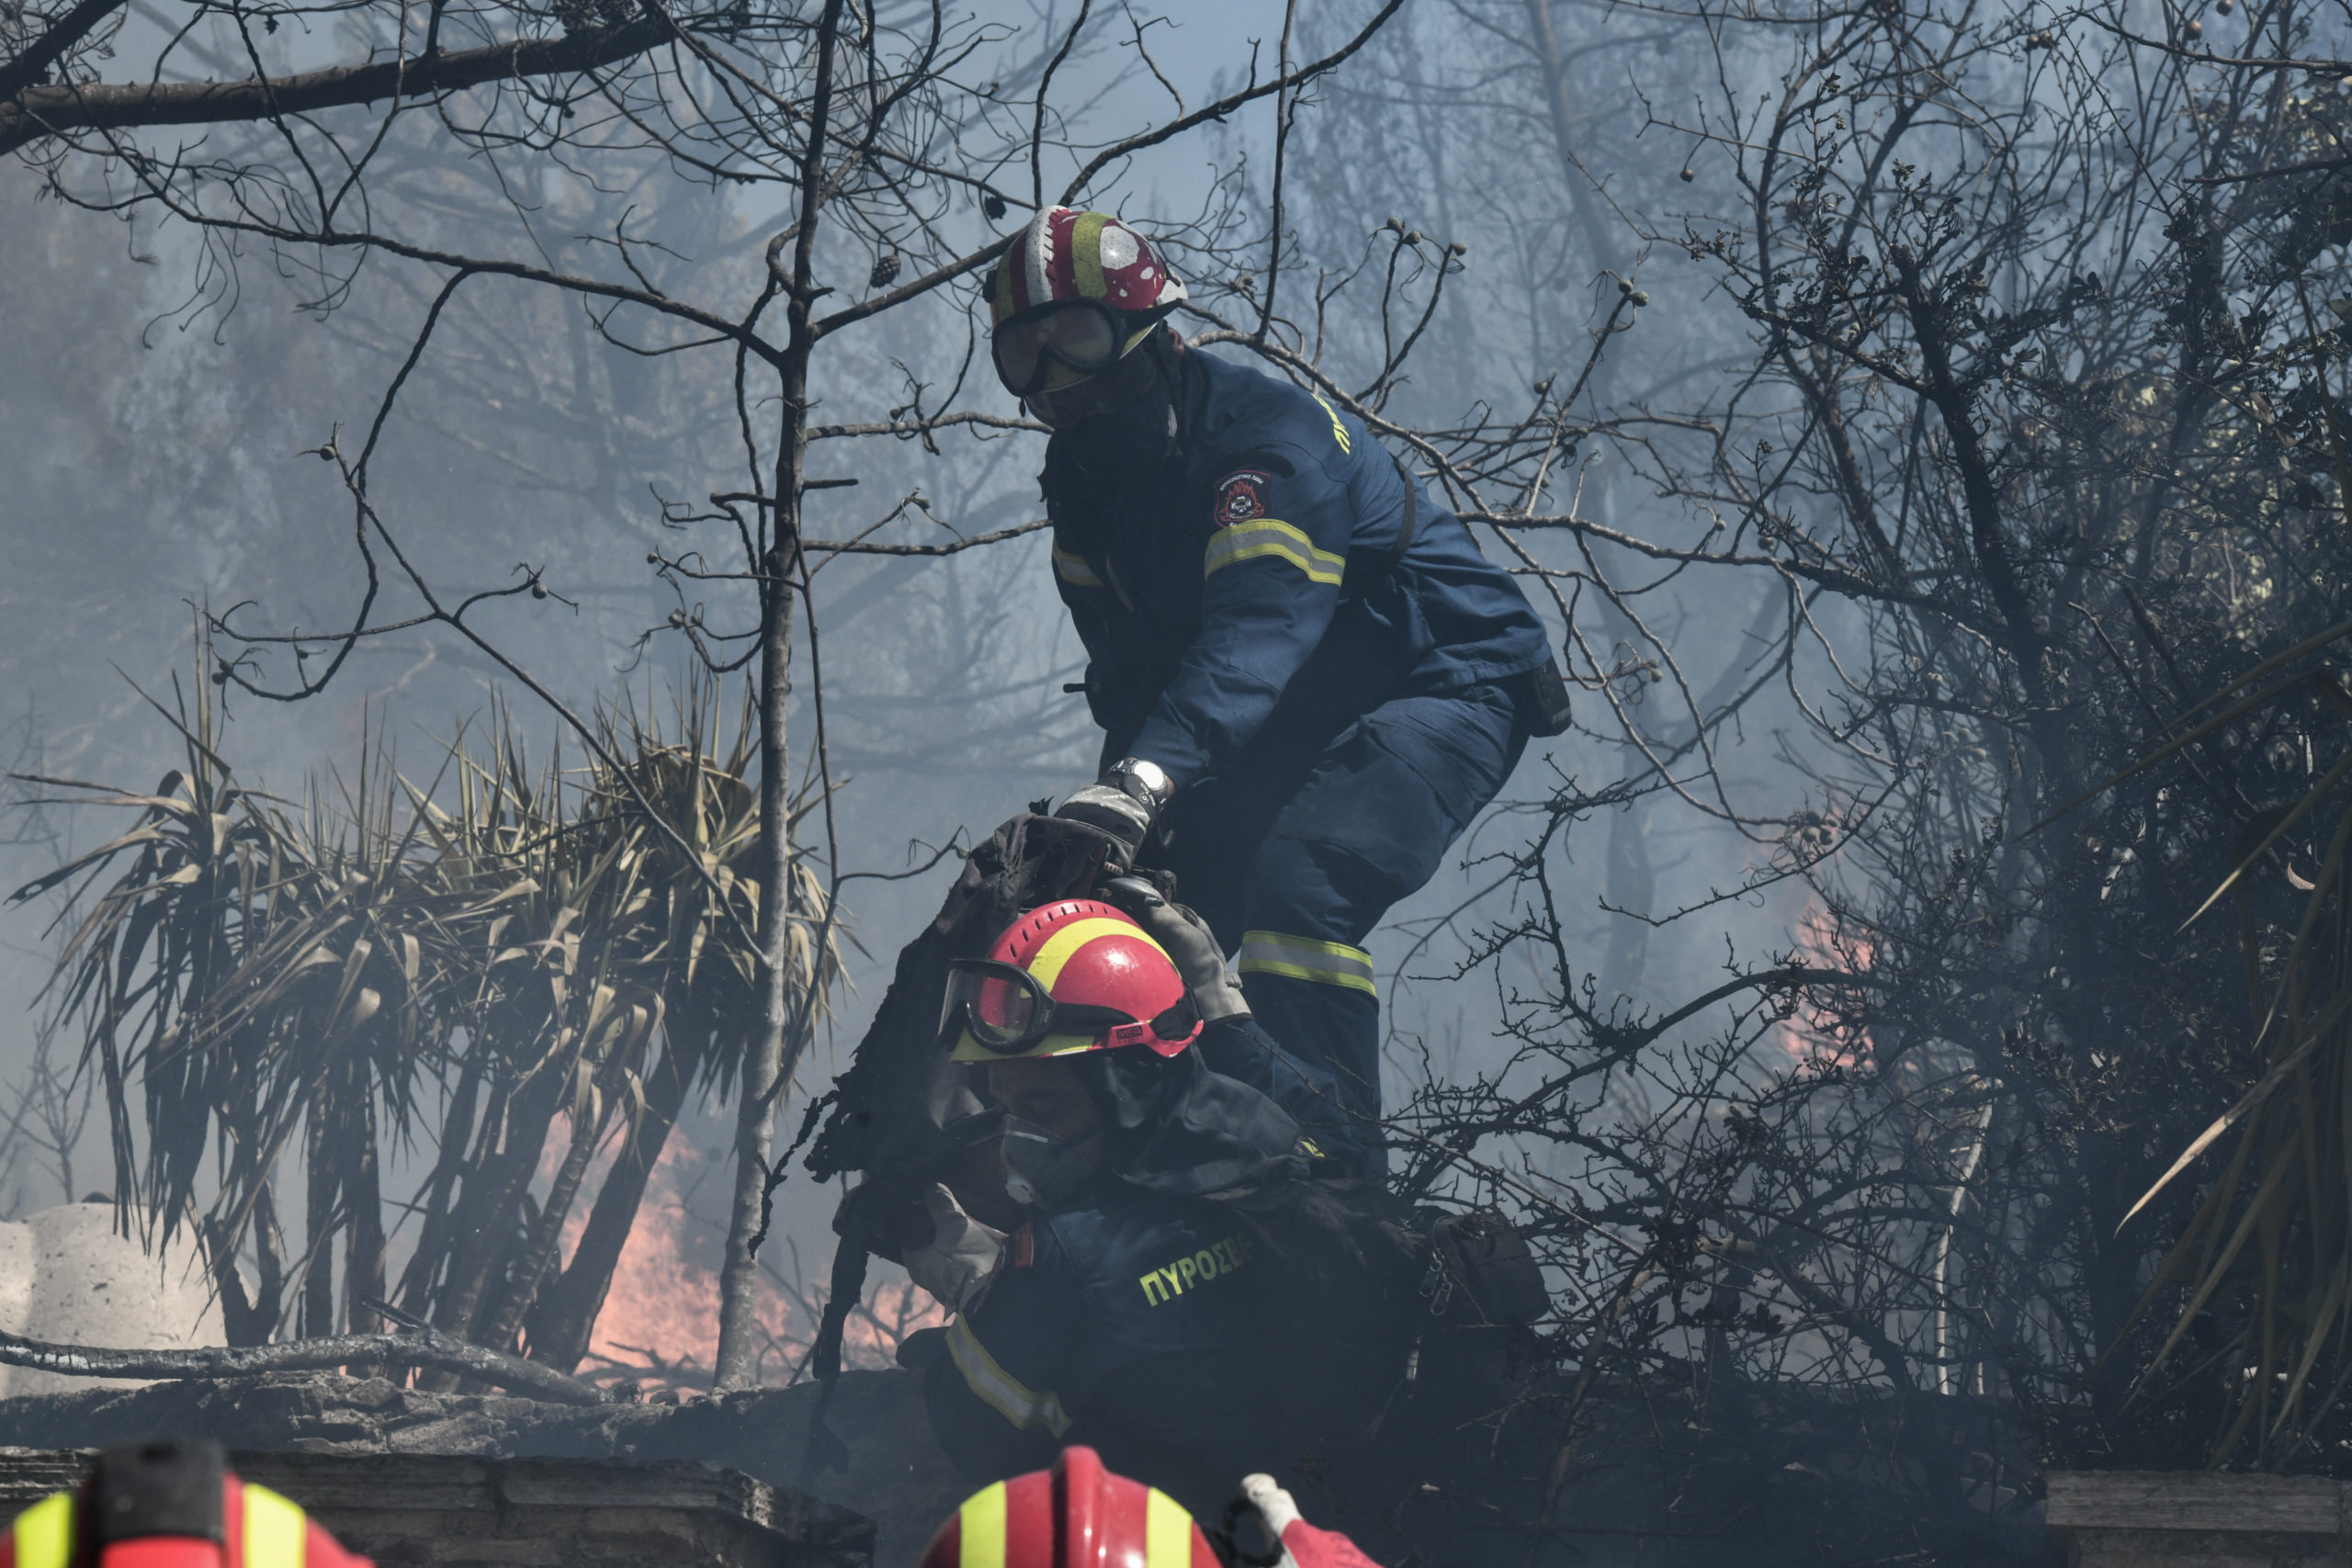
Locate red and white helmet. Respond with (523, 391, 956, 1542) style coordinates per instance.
(940, 899, 1203, 1063)
(986, 209, 1189, 396)
(915, 1447, 1218, 1568)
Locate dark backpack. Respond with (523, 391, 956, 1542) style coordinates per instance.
(804, 811, 1125, 1185)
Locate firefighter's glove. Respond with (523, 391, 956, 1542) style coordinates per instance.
(831, 1178, 936, 1264)
(1100, 875, 1250, 1026)
(1056, 783, 1151, 868)
(1055, 758, 1170, 872)
(899, 1182, 1004, 1313)
(1237, 1475, 1385, 1568)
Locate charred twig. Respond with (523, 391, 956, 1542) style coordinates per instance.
(0, 1326, 616, 1404)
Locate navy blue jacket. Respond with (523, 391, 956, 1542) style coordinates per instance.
(1047, 350, 1551, 789)
(922, 1046, 1331, 1507)
(924, 1180, 1292, 1511)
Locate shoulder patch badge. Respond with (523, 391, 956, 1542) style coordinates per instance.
(1211, 468, 1272, 528)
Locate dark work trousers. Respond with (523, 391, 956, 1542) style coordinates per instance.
(1149, 682, 1532, 1169)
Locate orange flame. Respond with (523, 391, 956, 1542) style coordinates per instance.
(1781, 897, 1874, 1070)
(551, 1120, 944, 1390)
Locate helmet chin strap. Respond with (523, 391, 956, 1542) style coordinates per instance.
(1145, 327, 1187, 443)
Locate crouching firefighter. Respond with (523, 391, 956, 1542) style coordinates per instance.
(885, 898, 1553, 1517)
(987, 206, 1575, 1148)
(893, 897, 1340, 1513)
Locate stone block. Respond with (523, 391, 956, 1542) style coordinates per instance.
(0, 1205, 224, 1399)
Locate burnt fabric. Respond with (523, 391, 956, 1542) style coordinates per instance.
(1046, 348, 1550, 1135)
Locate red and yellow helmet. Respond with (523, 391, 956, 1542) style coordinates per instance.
(940, 900, 1202, 1063)
(986, 209, 1188, 397)
(915, 1447, 1217, 1568)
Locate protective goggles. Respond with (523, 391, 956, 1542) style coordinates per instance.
(991, 299, 1148, 397)
(940, 958, 1199, 1057)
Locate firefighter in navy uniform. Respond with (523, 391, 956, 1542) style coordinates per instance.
(902, 898, 1332, 1515)
(987, 207, 1571, 1151)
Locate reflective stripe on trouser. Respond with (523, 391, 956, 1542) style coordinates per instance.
(1150, 682, 1531, 1156)
(1237, 931, 1374, 994)
(1236, 934, 1384, 1136)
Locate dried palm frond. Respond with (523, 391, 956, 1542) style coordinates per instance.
(13, 660, 844, 1369)
(2116, 632, 2352, 1465)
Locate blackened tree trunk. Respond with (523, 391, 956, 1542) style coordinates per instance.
(526, 1036, 698, 1371)
(710, 0, 849, 1391)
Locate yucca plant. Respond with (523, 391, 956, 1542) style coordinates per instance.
(13, 661, 843, 1376)
(12, 671, 426, 1342)
(519, 686, 842, 1372)
(2110, 619, 2352, 1464)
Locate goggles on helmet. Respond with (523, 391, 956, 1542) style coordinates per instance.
(940, 957, 1200, 1056)
(991, 299, 1150, 398)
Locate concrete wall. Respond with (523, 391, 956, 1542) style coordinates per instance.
(0, 1203, 224, 1399)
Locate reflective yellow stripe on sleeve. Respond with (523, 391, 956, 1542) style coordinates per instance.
(1202, 521, 1344, 586)
(11, 1493, 74, 1568)
(958, 1482, 1009, 1568)
(1237, 931, 1377, 995)
(1310, 392, 1353, 455)
(945, 1314, 1073, 1437)
(1053, 547, 1104, 589)
(1143, 1488, 1193, 1568)
(243, 1483, 308, 1568)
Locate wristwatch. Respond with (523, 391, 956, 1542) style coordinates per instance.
(1102, 756, 1175, 814)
